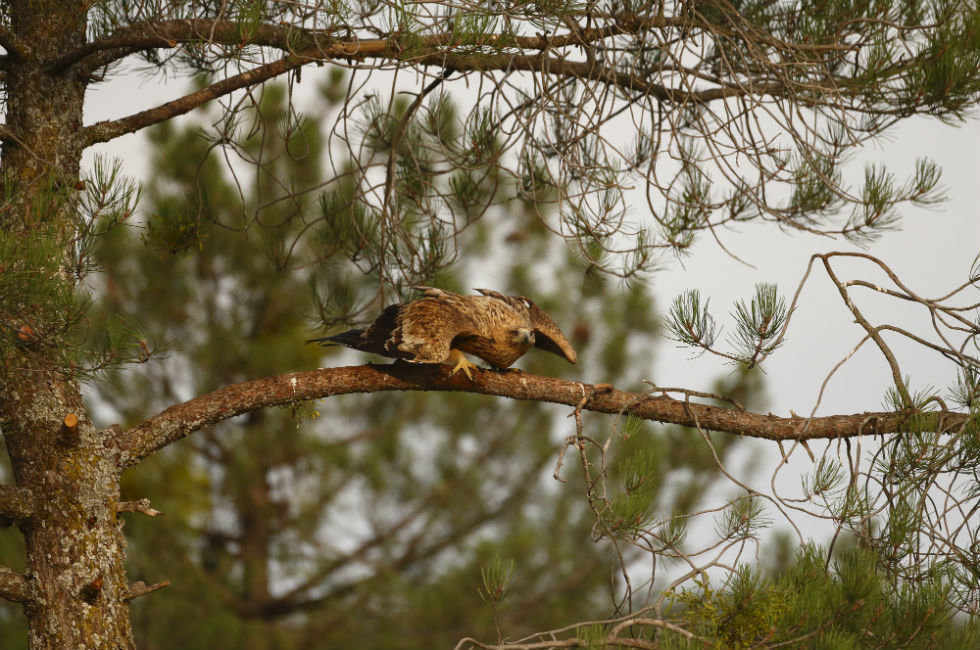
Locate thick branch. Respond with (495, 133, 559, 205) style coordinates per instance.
(0, 566, 30, 603)
(111, 364, 973, 470)
(0, 484, 34, 525)
(51, 19, 328, 71)
(82, 39, 775, 147)
(53, 17, 680, 73)
(56, 13, 848, 75)
(74, 13, 803, 147)
(0, 24, 34, 61)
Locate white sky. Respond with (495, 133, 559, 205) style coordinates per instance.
(652, 115, 979, 416)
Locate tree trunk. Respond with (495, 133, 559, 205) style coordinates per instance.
(3, 390, 135, 649)
(0, 3, 136, 648)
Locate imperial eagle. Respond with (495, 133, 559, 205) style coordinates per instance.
(309, 287, 577, 378)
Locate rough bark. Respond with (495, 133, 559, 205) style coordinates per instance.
(2, 400, 134, 649)
(0, 3, 136, 648)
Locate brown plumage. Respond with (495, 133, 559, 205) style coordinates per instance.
(309, 287, 577, 378)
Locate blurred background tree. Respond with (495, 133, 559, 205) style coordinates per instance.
(5, 82, 746, 649)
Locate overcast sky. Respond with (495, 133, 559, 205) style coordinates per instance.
(652, 114, 979, 417)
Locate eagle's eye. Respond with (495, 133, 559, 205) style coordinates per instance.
(510, 328, 534, 345)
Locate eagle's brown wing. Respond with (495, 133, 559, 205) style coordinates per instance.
(390, 287, 483, 363)
(313, 287, 575, 368)
(474, 289, 577, 364)
(310, 289, 483, 363)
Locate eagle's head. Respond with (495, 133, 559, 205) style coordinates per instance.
(508, 327, 535, 347)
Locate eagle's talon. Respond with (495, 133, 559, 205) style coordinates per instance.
(446, 348, 478, 380)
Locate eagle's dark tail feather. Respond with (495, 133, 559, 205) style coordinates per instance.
(307, 304, 403, 359)
(306, 329, 365, 348)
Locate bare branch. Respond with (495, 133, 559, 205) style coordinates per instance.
(820, 254, 912, 405)
(116, 498, 164, 517)
(83, 51, 312, 146)
(0, 484, 34, 525)
(110, 364, 974, 470)
(74, 11, 816, 150)
(123, 580, 170, 601)
(0, 565, 30, 603)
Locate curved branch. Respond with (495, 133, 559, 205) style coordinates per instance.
(83, 49, 315, 145)
(0, 565, 30, 603)
(110, 363, 973, 470)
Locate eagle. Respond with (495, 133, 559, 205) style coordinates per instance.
(309, 287, 577, 379)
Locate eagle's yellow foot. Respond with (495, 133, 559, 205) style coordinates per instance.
(445, 348, 478, 380)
